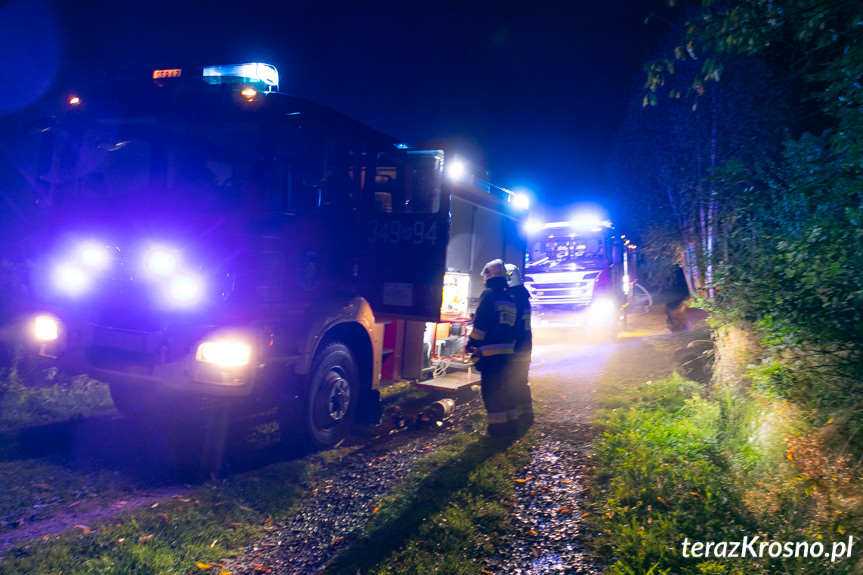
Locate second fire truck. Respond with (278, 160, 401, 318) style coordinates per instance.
(523, 217, 641, 338)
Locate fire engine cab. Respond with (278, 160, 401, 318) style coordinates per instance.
(523, 217, 644, 338)
(19, 63, 527, 449)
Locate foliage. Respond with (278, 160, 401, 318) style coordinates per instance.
(610, 53, 794, 298)
(591, 373, 863, 574)
(612, 0, 863, 451)
(0, 400, 536, 575)
(0, 360, 114, 430)
(0, 457, 313, 575)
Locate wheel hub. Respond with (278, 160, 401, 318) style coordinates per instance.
(325, 370, 351, 421)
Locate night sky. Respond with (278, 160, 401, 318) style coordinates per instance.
(3, 0, 671, 219)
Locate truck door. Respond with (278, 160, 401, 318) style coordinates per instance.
(357, 150, 450, 322)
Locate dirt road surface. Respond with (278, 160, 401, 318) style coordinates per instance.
(1, 306, 698, 573)
(217, 308, 690, 574)
(485, 308, 686, 573)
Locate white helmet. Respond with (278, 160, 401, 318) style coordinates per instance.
(481, 259, 506, 278)
(505, 264, 522, 287)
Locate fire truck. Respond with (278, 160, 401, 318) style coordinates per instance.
(17, 63, 527, 450)
(523, 217, 643, 338)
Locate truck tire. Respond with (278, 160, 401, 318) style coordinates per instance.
(282, 342, 359, 451)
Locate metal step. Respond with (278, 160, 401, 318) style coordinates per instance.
(416, 368, 480, 392)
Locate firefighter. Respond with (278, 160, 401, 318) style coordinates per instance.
(506, 263, 533, 429)
(467, 259, 518, 437)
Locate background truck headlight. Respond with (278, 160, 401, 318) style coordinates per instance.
(588, 298, 617, 327)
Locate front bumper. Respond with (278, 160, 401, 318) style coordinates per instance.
(28, 312, 261, 397)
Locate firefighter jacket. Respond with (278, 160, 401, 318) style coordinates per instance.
(510, 284, 532, 354)
(468, 276, 517, 368)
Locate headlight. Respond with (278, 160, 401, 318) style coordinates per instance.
(197, 340, 252, 367)
(588, 298, 617, 326)
(33, 315, 60, 342)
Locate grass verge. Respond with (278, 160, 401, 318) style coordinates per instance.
(0, 362, 114, 431)
(329, 410, 536, 574)
(589, 372, 863, 574)
(0, 401, 536, 575)
(0, 452, 320, 574)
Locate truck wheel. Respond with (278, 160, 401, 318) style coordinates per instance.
(284, 342, 359, 451)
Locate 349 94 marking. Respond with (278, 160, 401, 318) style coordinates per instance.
(366, 219, 438, 246)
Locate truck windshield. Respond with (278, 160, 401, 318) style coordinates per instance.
(528, 235, 607, 270)
(39, 118, 262, 213)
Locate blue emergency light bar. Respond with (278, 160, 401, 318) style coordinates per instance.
(526, 218, 611, 233)
(201, 63, 279, 91)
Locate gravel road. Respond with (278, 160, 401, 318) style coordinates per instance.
(219, 308, 683, 574)
(484, 309, 692, 574)
(0, 307, 688, 572)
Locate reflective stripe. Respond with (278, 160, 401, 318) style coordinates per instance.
(487, 411, 509, 424)
(469, 328, 486, 341)
(478, 342, 515, 356)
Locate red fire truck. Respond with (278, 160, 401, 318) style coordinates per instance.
(18, 63, 527, 450)
(523, 217, 644, 338)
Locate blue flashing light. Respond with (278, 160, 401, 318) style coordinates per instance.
(80, 244, 108, 268)
(512, 193, 530, 210)
(54, 265, 89, 295)
(570, 218, 610, 229)
(446, 158, 468, 181)
(202, 63, 279, 91)
(168, 274, 203, 305)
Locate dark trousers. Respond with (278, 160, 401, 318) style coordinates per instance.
(511, 351, 533, 426)
(479, 356, 526, 437)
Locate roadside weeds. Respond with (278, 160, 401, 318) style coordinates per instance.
(588, 321, 863, 574)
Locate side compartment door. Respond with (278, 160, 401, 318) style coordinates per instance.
(357, 150, 450, 322)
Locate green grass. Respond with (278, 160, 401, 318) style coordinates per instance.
(0, 420, 535, 575)
(589, 372, 863, 575)
(0, 381, 537, 575)
(328, 410, 536, 574)
(0, 458, 145, 531)
(0, 354, 114, 431)
(0, 451, 322, 574)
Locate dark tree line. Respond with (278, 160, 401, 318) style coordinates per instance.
(609, 0, 863, 435)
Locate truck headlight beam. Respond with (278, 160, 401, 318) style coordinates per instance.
(588, 298, 617, 327)
(196, 340, 252, 367)
(33, 315, 60, 342)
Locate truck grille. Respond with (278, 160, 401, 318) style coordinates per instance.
(530, 281, 588, 290)
(85, 346, 156, 371)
